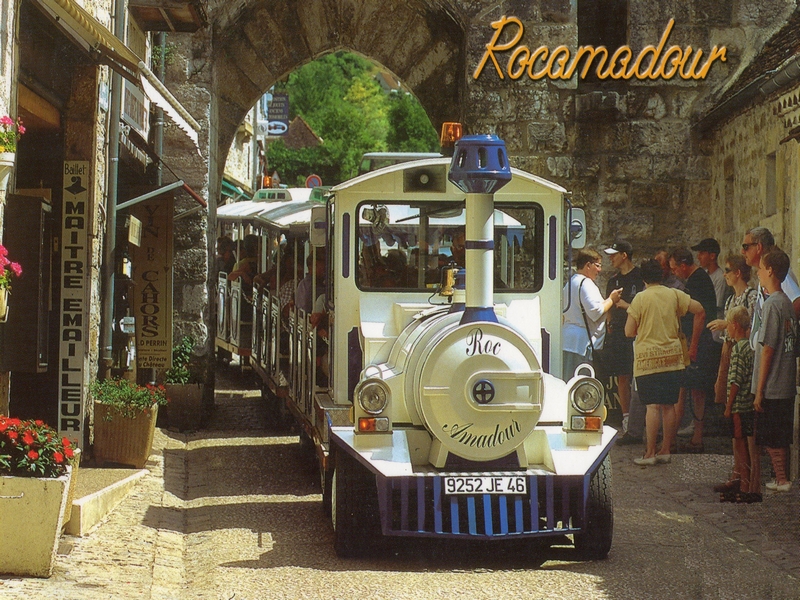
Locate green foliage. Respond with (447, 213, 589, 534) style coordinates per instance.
(386, 93, 440, 152)
(89, 378, 167, 419)
(165, 336, 197, 384)
(267, 51, 438, 185)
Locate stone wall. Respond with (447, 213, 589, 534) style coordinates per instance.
(709, 87, 800, 269)
(158, 0, 799, 371)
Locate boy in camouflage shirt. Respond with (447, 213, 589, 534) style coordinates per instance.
(719, 305, 759, 503)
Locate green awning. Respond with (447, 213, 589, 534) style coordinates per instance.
(221, 179, 251, 201)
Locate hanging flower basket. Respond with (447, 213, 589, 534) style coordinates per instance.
(0, 243, 22, 321)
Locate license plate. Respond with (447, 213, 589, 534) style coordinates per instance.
(444, 475, 527, 495)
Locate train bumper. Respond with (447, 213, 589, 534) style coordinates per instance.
(331, 426, 616, 540)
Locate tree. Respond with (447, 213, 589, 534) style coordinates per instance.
(386, 92, 439, 152)
(267, 51, 438, 185)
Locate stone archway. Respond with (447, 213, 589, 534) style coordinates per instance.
(210, 0, 466, 162)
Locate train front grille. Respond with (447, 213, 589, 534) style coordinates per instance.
(378, 473, 586, 538)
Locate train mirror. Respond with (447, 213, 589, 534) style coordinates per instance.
(310, 205, 327, 247)
(569, 207, 586, 249)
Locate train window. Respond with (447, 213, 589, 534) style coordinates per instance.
(356, 201, 544, 292)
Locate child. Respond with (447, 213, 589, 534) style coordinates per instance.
(752, 248, 797, 493)
(716, 305, 759, 502)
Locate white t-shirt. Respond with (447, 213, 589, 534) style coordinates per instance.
(562, 273, 607, 357)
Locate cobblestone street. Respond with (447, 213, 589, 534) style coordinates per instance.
(2, 369, 798, 599)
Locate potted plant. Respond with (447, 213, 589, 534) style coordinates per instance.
(0, 243, 22, 321)
(0, 115, 24, 191)
(0, 416, 74, 577)
(164, 335, 204, 431)
(90, 378, 167, 468)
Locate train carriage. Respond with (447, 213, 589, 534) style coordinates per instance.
(218, 135, 615, 559)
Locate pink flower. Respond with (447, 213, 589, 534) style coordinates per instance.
(10, 262, 21, 277)
(0, 245, 8, 258)
(0, 116, 13, 127)
(17, 124, 25, 135)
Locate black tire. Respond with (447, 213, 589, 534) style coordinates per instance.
(320, 460, 333, 516)
(331, 449, 383, 557)
(574, 455, 613, 560)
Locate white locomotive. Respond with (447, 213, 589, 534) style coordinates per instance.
(216, 134, 615, 559)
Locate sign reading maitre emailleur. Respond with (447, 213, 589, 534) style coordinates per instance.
(59, 161, 90, 447)
(474, 18, 727, 82)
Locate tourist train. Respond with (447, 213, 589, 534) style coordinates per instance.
(215, 134, 615, 558)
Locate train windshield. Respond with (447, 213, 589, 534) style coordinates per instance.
(356, 201, 544, 292)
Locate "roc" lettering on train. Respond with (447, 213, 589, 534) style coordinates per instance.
(466, 328, 502, 356)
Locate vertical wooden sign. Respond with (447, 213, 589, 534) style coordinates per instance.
(58, 162, 90, 447)
(131, 197, 173, 371)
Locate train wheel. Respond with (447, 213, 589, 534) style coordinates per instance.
(320, 461, 333, 516)
(331, 449, 382, 557)
(574, 455, 613, 560)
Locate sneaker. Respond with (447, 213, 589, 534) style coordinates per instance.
(633, 456, 658, 466)
(766, 481, 792, 492)
(677, 423, 695, 437)
(621, 414, 629, 433)
(617, 433, 641, 445)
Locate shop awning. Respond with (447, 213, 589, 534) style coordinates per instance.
(31, 0, 201, 150)
(221, 179, 252, 201)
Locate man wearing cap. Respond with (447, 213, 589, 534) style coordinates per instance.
(692, 238, 731, 340)
(603, 240, 643, 441)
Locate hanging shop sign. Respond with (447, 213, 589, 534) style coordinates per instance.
(130, 197, 173, 371)
(58, 161, 90, 447)
(474, 18, 727, 82)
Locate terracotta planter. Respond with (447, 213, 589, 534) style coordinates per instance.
(165, 383, 203, 431)
(93, 402, 158, 469)
(0, 468, 71, 577)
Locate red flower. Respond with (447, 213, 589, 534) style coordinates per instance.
(65, 447, 74, 459)
(0, 418, 7, 432)
(27, 450, 38, 460)
(53, 451, 64, 463)
(22, 431, 34, 445)
(7, 430, 17, 440)
(62, 437, 71, 447)
(34, 419, 43, 426)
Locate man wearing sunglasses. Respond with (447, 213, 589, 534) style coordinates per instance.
(742, 229, 800, 355)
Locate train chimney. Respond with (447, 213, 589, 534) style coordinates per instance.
(447, 135, 512, 324)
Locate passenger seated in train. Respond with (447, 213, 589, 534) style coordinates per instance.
(227, 234, 259, 290)
(372, 249, 409, 288)
(295, 249, 326, 314)
(216, 235, 236, 274)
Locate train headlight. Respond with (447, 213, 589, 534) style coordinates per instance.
(570, 379, 603, 414)
(357, 380, 390, 415)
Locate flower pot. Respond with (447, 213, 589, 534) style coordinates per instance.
(61, 448, 81, 531)
(93, 402, 158, 469)
(165, 383, 204, 431)
(0, 287, 8, 322)
(0, 151, 14, 192)
(0, 468, 71, 577)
